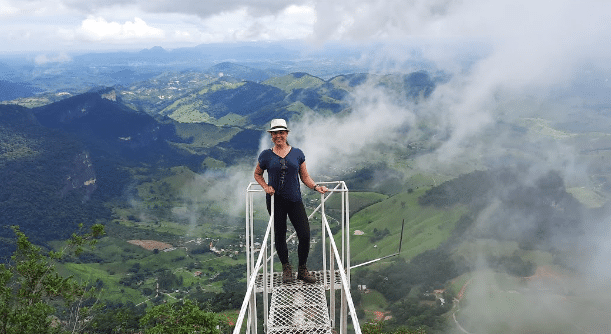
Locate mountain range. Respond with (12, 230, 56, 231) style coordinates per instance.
(0, 66, 439, 255)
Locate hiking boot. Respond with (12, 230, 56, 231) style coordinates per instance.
(297, 265, 316, 283)
(282, 263, 293, 283)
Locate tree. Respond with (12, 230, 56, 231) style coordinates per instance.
(139, 299, 224, 334)
(361, 320, 427, 334)
(362, 320, 385, 334)
(0, 224, 104, 334)
(88, 302, 145, 334)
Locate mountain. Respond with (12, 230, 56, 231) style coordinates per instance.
(267, 72, 350, 113)
(0, 41, 381, 105)
(152, 74, 325, 126)
(0, 80, 41, 101)
(205, 62, 283, 82)
(2, 70, 405, 255)
(146, 71, 446, 126)
(33, 88, 179, 159)
(30, 87, 263, 165)
(0, 104, 109, 254)
(0, 86, 271, 256)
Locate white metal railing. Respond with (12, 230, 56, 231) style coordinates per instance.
(233, 181, 361, 334)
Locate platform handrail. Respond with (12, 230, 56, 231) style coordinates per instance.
(233, 192, 274, 334)
(321, 206, 362, 334)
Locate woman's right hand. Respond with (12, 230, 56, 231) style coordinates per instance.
(264, 185, 275, 195)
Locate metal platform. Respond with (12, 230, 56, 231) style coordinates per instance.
(268, 280, 332, 334)
(235, 182, 361, 334)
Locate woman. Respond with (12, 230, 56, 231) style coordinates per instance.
(254, 118, 328, 284)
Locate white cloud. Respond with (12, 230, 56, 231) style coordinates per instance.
(54, 4, 315, 48)
(0, 1, 20, 17)
(277, 5, 316, 35)
(76, 16, 165, 42)
(34, 52, 72, 65)
(193, 5, 315, 43)
(2, 0, 611, 53)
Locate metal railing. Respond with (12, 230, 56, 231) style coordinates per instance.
(233, 181, 361, 334)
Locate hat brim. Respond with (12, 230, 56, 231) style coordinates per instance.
(267, 127, 289, 133)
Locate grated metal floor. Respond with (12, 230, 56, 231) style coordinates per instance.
(268, 281, 331, 333)
(252, 270, 344, 334)
(255, 270, 343, 292)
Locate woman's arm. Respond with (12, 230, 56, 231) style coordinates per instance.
(299, 161, 327, 194)
(254, 163, 275, 195)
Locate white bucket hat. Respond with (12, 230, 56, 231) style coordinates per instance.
(267, 118, 289, 132)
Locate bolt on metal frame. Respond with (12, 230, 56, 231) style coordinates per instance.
(233, 181, 361, 334)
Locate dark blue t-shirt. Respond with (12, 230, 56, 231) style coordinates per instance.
(258, 147, 305, 202)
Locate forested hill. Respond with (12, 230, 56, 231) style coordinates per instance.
(32, 88, 195, 166)
(418, 168, 584, 249)
(0, 89, 265, 256)
(0, 105, 110, 254)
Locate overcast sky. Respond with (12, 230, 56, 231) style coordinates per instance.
(2, 0, 609, 57)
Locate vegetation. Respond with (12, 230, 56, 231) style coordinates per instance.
(0, 224, 104, 334)
(362, 321, 427, 334)
(0, 226, 232, 334)
(140, 299, 224, 334)
(0, 106, 110, 256)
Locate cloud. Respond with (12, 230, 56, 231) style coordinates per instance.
(287, 81, 420, 177)
(300, 0, 611, 163)
(307, 0, 611, 88)
(0, 0, 73, 18)
(3, 0, 611, 54)
(49, 4, 314, 48)
(62, 0, 309, 19)
(34, 52, 72, 65)
(75, 16, 165, 42)
(0, 1, 20, 17)
(172, 5, 315, 43)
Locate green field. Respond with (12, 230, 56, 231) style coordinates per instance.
(349, 188, 468, 264)
(359, 289, 391, 322)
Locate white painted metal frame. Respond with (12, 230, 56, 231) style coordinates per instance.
(233, 181, 361, 334)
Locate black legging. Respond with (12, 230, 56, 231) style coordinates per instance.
(266, 195, 310, 267)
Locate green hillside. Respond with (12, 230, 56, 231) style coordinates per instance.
(161, 80, 246, 123)
(170, 122, 242, 154)
(264, 72, 325, 93)
(118, 71, 363, 126)
(349, 188, 468, 264)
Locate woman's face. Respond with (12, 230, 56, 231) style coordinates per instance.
(271, 130, 288, 145)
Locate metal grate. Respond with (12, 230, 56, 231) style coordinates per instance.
(267, 281, 332, 334)
(255, 270, 343, 292)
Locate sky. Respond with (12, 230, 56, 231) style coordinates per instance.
(3, 0, 609, 56)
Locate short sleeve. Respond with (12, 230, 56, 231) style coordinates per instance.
(297, 148, 305, 166)
(258, 149, 270, 170)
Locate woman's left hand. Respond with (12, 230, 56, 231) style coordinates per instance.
(316, 185, 328, 194)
